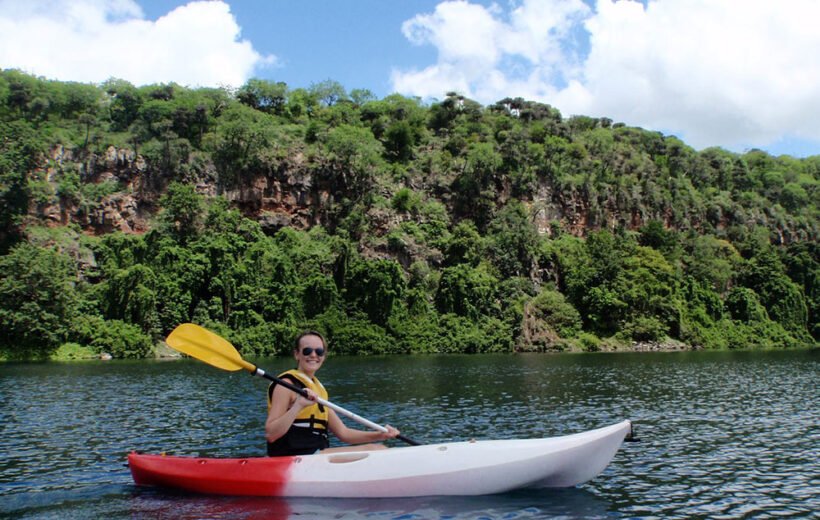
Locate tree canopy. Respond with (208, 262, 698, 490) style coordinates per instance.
(0, 70, 816, 359)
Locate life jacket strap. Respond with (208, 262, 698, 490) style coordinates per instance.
(293, 417, 328, 429)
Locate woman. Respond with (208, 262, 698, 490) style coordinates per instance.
(265, 331, 400, 456)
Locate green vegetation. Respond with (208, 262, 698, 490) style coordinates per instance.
(0, 71, 817, 359)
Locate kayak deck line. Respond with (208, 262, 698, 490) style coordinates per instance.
(129, 420, 632, 497)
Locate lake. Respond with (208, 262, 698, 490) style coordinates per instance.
(1, 349, 817, 519)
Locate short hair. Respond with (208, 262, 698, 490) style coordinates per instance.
(294, 330, 326, 352)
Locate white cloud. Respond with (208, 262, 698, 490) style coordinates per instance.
(0, 0, 274, 88)
(392, 0, 820, 153)
(393, 0, 589, 100)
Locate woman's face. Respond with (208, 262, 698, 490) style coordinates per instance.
(294, 334, 326, 374)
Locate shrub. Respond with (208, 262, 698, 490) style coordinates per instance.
(576, 332, 602, 352)
(388, 309, 441, 353)
(51, 342, 97, 360)
(302, 274, 339, 319)
(320, 314, 392, 355)
(436, 314, 513, 353)
(725, 287, 768, 322)
(435, 263, 498, 319)
(232, 322, 298, 357)
(622, 316, 668, 342)
(89, 319, 153, 359)
(529, 290, 582, 337)
(391, 188, 421, 213)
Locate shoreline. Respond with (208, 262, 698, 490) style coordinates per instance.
(4, 341, 818, 363)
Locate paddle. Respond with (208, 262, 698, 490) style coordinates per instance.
(166, 323, 420, 446)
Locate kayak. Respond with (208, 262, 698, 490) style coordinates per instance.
(128, 420, 631, 497)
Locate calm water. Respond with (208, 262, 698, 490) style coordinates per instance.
(1, 350, 818, 519)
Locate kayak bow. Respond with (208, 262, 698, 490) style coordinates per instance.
(129, 420, 631, 497)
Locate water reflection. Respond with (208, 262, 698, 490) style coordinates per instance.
(126, 487, 611, 520)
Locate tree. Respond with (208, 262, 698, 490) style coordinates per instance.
(639, 220, 677, 253)
(781, 242, 819, 338)
(159, 182, 204, 241)
(487, 201, 539, 278)
(103, 78, 143, 131)
(302, 274, 339, 319)
(344, 259, 405, 326)
(103, 264, 159, 335)
(237, 79, 289, 115)
(619, 245, 679, 338)
(725, 287, 768, 323)
(72, 316, 153, 358)
(739, 247, 809, 337)
(557, 230, 629, 334)
(443, 220, 484, 267)
(0, 121, 44, 250)
(0, 243, 77, 358)
(686, 235, 741, 293)
(323, 124, 384, 200)
(373, 95, 428, 162)
(349, 88, 376, 106)
(0, 72, 817, 357)
(233, 240, 300, 326)
(207, 104, 276, 185)
(452, 143, 503, 230)
(435, 263, 499, 320)
(384, 120, 415, 162)
(309, 79, 348, 107)
(780, 182, 809, 211)
(150, 239, 209, 331)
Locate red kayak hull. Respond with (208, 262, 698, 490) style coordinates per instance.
(129, 452, 295, 496)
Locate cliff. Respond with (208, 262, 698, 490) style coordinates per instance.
(2, 72, 816, 359)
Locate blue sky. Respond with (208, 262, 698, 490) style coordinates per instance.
(139, 0, 444, 97)
(1, 0, 819, 158)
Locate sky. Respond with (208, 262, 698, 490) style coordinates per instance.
(1, 0, 819, 158)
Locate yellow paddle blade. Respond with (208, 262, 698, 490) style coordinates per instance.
(166, 323, 254, 372)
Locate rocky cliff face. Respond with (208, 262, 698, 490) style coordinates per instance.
(33, 146, 339, 236)
(37, 145, 151, 233)
(30, 145, 811, 246)
(219, 152, 330, 233)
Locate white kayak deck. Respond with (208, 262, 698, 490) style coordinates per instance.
(283, 420, 632, 497)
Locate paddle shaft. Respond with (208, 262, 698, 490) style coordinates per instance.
(252, 367, 420, 446)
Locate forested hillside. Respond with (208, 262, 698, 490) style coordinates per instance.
(1, 70, 817, 360)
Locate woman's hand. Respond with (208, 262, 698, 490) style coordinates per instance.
(266, 383, 317, 444)
(294, 389, 318, 410)
(377, 424, 400, 441)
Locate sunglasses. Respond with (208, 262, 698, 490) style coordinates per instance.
(301, 347, 325, 357)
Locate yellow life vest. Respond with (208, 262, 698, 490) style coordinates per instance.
(267, 369, 329, 431)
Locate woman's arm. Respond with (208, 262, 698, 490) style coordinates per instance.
(265, 385, 315, 443)
(326, 409, 400, 445)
